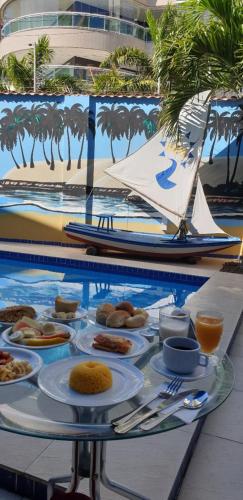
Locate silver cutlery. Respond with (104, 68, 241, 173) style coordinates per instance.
(114, 389, 193, 434)
(140, 390, 209, 431)
(111, 377, 183, 427)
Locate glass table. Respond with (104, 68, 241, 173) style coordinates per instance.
(0, 324, 234, 500)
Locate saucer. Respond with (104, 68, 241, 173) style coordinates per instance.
(150, 352, 215, 381)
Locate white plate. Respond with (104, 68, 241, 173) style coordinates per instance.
(2, 323, 76, 350)
(0, 347, 43, 385)
(88, 308, 154, 332)
(75, 327, 150, 359)
(150, 352, 215, 381)
(42, 307, 87, 323)
(38, 355, 144, 407)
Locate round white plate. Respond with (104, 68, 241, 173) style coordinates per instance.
(88, 308, 154, 332)
(75, 327, 150, 359)
(2, 323, 76, 350)
(150, 352, 214, 381)
(38, 355, 144, 407)
(42, 307, 87, 323)
(0, 347, 43, 385)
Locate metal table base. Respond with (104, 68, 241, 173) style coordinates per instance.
(47, 440, 150, 500)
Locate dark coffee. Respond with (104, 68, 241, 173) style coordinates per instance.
(173, 346, 194, 351)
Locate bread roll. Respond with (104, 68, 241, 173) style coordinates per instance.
(133, 308, 149, 320)
(106, 310, 130, 328)
(125, 314, 146, 329)
(97, 303, 115, 315)
(96, 311, 109, 326)
(115, 301, 134, 316)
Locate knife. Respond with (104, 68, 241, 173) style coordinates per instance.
(114, 390, 193, 434)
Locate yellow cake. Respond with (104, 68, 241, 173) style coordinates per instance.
(69, 360, 112, 394)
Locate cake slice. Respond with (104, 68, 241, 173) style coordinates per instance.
(92, 333, 132, 355)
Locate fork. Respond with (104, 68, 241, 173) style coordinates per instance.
(111, 377, 182, 427)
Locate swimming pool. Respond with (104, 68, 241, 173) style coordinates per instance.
(0, 258, 203, 312)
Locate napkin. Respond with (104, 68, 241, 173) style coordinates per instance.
(142, 385, 211, 424)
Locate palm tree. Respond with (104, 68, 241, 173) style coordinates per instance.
(74, 106, 91, 170)
(43, 103, 62, 171)
(143, 108, 160, 139)
(25, 104, 45, 168)
(230, 106, 243, 185)
(155, 0, 243, 135)
(224, 109, 242, 188)
(207, 110, 220, 164)
(1, 106, 28, 167)
(97, 104, 125, 163)
(0, 124, 21, 169)
(117, 106, 146, 157)
(63, 104, 81, 171)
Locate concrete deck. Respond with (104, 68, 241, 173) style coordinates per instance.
(0, 244, 242, 500)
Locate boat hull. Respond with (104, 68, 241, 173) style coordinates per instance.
(64, 223, 241, 258)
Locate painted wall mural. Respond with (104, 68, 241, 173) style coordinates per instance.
(0, 94, 242, 256)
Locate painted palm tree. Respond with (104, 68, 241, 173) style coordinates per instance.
(0, 124, 21, 169)
(43, 103, 62, 170)
(63, 104, 81, 171)
(74, 106, 91, 170)
(25, 104, 45, 168)
(230, 106, 243, 185)
(143, 108, 159, 139)
(207, 109, 220, 164)
(97, 104, 125, 163)
(117, 106, 146, 157)
(222, 111, 240, 189)
(1, 105, 28, 167)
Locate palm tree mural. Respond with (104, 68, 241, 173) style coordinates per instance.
(230, 106, 243, 185)
(207, 109, 220, 164)
(1, 105, 28, 167)
(143, 108, 159, 139)
(118, 106, 146, 157)
(63, 104, 81, 171)
(75, 106, 91, 170)
(0, 123, 21, 169)
(43, 103, 62, 171)
(26, 104, 45, 168)
(97, 104, 125, 163)
(223, 110, 240, 189)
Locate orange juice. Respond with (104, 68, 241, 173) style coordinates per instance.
(195, 315, 223, 354)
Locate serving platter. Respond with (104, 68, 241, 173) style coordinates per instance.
(42, 307, 87, 323)
(2, 323, 76, 350)
(88, 308, 155, 332)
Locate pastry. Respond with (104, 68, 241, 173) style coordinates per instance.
(0, 305, 36, 323)
(92, 333, 132, 354)
(69, 360, 112, 394)
(115, 301, 134, 316)
(96, 311, 109, 326)
(125, 314, 146, 329)
(133, 308, 149, 319)
(106, 310, 130, 328)
(97, 303, 115, 315)
(55, 296, 80, 313)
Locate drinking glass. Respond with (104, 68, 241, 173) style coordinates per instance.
(195, 310, 223, 362)
(159, 305, 190, 344)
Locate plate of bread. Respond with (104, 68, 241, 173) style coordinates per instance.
(2, 317, 75, 349)
(38, 355, 144, 407)
(75, 327, 150, 359)
(0, 305, 37, 327)
(88, 301, 153, 331)
(0, 347, 42, 385)
(42, 296, 87, 322)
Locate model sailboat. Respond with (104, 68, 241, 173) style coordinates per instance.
(64, 92, 240, 258)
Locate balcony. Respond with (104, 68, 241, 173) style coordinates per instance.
(44, 65, 132, 81)
(1, 11, 150, 42)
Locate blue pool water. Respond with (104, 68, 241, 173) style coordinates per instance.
(0, 258, 202, 312)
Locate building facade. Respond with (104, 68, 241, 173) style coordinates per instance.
(0, 1, 178, 80)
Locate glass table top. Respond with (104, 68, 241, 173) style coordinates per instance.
(0, 319, 234, 442)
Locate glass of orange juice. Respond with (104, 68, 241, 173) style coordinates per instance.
(195, 310, 223, 361)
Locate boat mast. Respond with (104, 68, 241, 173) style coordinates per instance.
(177, 97, 212, 240)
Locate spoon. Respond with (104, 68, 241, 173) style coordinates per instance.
(140, 390, 208, 431)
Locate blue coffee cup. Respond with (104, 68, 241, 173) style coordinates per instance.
(163, 336, 208, 374)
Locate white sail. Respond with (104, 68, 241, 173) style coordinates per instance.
(190, 177, 226, 235)
(105, 92, 211, 228)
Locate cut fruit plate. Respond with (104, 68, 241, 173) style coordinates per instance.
(41, 307, 87, 323)
(88, 308, 156, 332)
(75, 326, 150, 359)
(0, 347, 43, 385)
(38, 355, 144, 407)
(2, 317, 76, 350)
